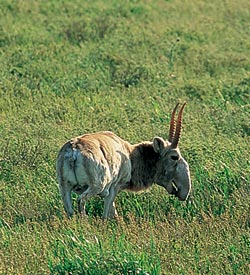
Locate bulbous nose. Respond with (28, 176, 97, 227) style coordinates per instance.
(177, 191, 189, 201)
(174, 159, 191, 201)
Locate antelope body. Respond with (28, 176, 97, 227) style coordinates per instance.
(56, 103, 191, 218)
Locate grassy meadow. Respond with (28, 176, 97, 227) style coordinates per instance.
(0, 0, 249, 274)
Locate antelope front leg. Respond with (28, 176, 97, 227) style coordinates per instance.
(103, 186, 118, 219)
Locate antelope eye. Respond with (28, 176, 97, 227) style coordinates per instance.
(171, 155, 179, 161)
(74, 186, 82, 192)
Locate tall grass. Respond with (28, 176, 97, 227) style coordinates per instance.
(0, 0, 249, 274)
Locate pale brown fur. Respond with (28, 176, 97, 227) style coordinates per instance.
(56, 130, 191, 219)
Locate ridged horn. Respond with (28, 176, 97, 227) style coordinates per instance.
(168, 103, 179, 142)
(171, 102, 186, 148)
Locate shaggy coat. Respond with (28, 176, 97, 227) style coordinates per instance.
(56, 104, 191, 218)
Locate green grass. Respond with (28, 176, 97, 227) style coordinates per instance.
(0, 0, 249, 274)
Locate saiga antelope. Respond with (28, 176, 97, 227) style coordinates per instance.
(56, 103, 191, 218)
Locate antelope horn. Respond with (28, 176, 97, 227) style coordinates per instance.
(171, 102, 186, 148)
(168, 103, 179, 142)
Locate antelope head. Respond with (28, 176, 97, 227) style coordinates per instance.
(153, 103, 191, 201)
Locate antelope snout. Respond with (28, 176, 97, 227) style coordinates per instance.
(166, 181, 190, 201)
(177, 188, 190, 201)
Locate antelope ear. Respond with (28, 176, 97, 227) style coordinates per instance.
(153, 137, 166, 153)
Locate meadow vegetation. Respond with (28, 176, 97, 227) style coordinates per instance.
(0, 0, 249, 274)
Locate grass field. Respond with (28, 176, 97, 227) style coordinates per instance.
(0, 0, 249, 274)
